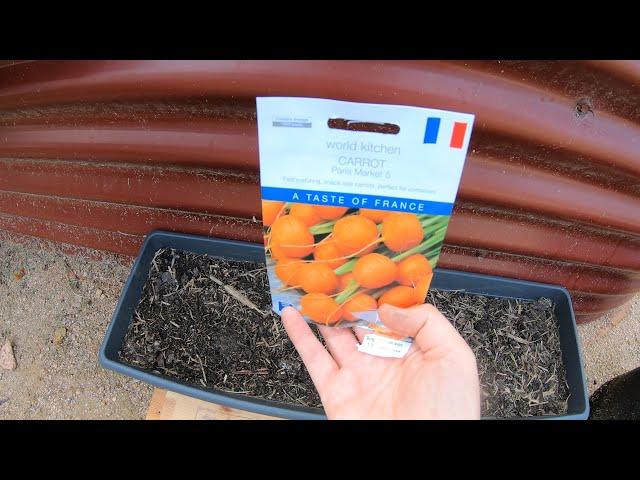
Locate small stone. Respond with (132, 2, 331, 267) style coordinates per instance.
(52, 327, 68, 345)
(0, 340, 17, 370)
(95, 288, 103, 298)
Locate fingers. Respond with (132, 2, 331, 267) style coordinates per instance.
(377, 303, 468, 353)
(281, 307, 338, 392)
(318, 326, 358, 366)
(353, 327, 368, 343)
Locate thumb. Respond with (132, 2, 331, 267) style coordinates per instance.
(377, 303, 468, 353)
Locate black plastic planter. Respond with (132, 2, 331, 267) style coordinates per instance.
(99, 231, 589, 420)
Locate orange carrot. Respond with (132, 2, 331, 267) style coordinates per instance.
(261, 200, 285, 227)
(298, 262, 339, 294)
(300, 293, 343, 325)
(378, 285, 417, 308)
(290, 203, 322, 227)
(396, 254, 433, 286)
(269, 242, 288, 260)
(381, 212, 424, 252)
(352, 253, 397, 289)
(274, 258, 304, 286)
(343, 293, 378, 321)
(338, 272, 357, 291)
(315, 205, 348, 220)
(270, 215, 315, 258)
(314, 241, 347, 269)
(413, 274, 433, 304)
(360, 208, 390, 223)
(333, 215, 379, 257)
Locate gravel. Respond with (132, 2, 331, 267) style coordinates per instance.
(0, 235, 152, 419)
(577, 295, 640, 395)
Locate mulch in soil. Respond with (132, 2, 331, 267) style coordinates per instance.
(118, 248, 321, 409)
(119, 248, 570, 417)
(429, 289, 570, 417)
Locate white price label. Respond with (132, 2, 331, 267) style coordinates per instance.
(357, 333, 412, 358)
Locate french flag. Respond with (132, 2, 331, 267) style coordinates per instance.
(423, 117, 468, 149)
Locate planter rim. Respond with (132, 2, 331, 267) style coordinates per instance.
(99, 230, 589, 420)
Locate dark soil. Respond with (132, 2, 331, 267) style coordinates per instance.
(118, 248, 321, 409)
(589, 367, 640, 420)
(119, 248, 570, 417)
(429, 290, 570, 417)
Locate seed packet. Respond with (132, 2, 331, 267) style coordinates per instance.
(257, 97, 474, 351)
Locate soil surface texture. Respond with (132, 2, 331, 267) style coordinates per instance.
(119, 248, 321, 408)
(429, 290, 569, 417)
(120, 248, 570, 417)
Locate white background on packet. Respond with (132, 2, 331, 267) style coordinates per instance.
(257, 97, 474, 205)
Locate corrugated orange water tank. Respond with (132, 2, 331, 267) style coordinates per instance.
(0, 60, 638, 322)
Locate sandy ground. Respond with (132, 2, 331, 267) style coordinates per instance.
(579, 295, 640, 395)
(0, 236, 152, 419)
(0, 234, 638, 418)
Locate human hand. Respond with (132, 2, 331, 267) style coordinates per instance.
(282, 303, 480, 419)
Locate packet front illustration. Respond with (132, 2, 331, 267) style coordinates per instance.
(257, 97, 474, 345)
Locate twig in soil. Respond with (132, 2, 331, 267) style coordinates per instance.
(209, 275, 268, 316)
(197, 354, 207, 385)
(503, 333, 530, 344)
(152, 249, 162, 273)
